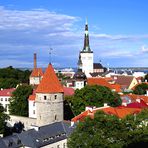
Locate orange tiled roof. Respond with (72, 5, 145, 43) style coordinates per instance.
(87, 78, 121, 92)
(28, 89, 36, 101)
(72, 106, 142, 122)
(104, 77, 113, 82)
(29, 94, 36, 101)
(111, 84, 121, 92)
(30, 68, 43, 77)
(124, 94, 148, 104)
(36, 64, 63, 93)
(102, 107, 141, 118)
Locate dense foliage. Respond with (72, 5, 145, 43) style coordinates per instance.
(68, 109, 148, 148)
(9, 84, 33, 117)
(133, 83, 148, 95)
(0, 103, 10, 134)
(0, 66, 31, 89)
(66, 85, 122, 115)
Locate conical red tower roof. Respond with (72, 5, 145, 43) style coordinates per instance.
(36, 64, 63, 93)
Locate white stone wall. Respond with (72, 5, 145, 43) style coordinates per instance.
(0, 96, 10, 114)
(129, 77, 138, 90)
(9, 115, 37, 130)
(42, 139, 67, 148)
(80, 52, 93, 76)
(29, 100, 37, 118)
(36, 93, 64, 126)
(146, 90, 148, 96)
(30, 76, 41, 85)
(75, 81, 85, 89)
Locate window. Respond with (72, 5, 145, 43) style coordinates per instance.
(17, 140, 21, 144)
(5, 98, 7, 101)
(5, 104, 8, 112)
(55, 115, 57, 120)
(33, 110, 35, 114)
(44, 96, 47, 100)
(8, 141, 13, 147)
(55, 95, 57, 99)
(33, 101, 35, 106)
(1, 98, 3, 101)
(63, 143, 66, 148)
(57, 145, 60, 148)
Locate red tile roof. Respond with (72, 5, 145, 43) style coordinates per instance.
(87, 78, 121, 92)
(111, 75, 138, 89)
(125, 94, 148, 104)
(102, 107, 141, 118)
(72, 106, 142, 122)
(36, 64, 63, 93)
(29, 95, 36, 101)
(0, 88, 15, 96)
(30, 68, 43, 77)
(28, 89, 36, 101)
(126, 100, 148, 108)
(63, 87, 74, 96)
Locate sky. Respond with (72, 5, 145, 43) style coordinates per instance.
(0, 0, 148, 68)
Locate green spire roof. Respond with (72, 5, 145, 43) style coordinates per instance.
(81, 19, 92, 53)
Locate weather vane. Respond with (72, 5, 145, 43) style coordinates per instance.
(49, 48, 53, 64)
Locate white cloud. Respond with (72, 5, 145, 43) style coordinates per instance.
(0, 6, 148, 68)
(141, 45, 148, 53)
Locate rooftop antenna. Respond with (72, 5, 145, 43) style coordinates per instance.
(49, 48, 53, 64)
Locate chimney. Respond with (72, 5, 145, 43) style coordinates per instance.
(136, 99, 141, 103)
(146, 89, 148, 96)
(104, 103, 108, 107)
(122, 102, 127, 106)
(34, 53, 37, 69)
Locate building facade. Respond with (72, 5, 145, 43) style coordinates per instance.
(78, 20, 94, 77)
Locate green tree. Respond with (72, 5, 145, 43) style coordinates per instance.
(68, 109, 148, 148)
(9, 84, 33, 117)
(0, 103, 10, 134)
(0, 66, 31, 89)
(0, 78, 20, 89)
(66, 85, 122, 115)
(133, 83, 148, 95)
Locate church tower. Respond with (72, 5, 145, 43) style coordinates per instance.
(29, 53, 43, 85)
(79, 19, 94, 77)
(35, 64, 64, 126)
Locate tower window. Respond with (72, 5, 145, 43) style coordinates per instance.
(55, 115, 57, 120)
(44, 96, 47, 100)
(55, 95, 57, 99)
(33, 101, 35, 106)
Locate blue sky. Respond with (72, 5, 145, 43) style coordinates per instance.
(0, 0, 148, 68)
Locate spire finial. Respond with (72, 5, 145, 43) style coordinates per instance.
(86, 17, 88, 25)
(49, 48, 53, 64)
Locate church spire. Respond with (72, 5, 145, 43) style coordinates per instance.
(82, 19, 92, 53)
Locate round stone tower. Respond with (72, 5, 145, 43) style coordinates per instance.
(35, 64, 64, 126)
